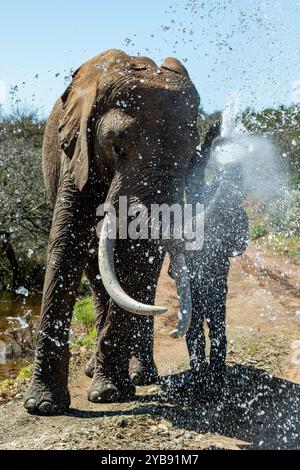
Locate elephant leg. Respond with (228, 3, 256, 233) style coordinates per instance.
(88, 241, 163, 403)
(206, 273, 229, 390)
(129, 316, 159, 386)
(186, 278, 207, 382)
(87, 302, 137, 402)
(84, 253, 110, 379)
(86, 303, 158, 392)
(24, 164, 94, 415)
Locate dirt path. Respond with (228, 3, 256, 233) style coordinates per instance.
(0, 243, 299, 450)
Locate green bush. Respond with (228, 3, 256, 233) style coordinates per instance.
(250, 221, 269, 240)
(18, 363, 33, 380)
(78, 275, 92, 297)
(70, 296, 96, 350)
(268, 188, 300, 237)
(73, 296, 95, 333)
(0, 253, 46, 293)
(266, 234, 300, 260)
(70, 328, 97, 351)
(0, 107, 51, 294)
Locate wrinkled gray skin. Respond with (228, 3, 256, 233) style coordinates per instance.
(86, 122, 250, 393)
(24, 49, 200, 415)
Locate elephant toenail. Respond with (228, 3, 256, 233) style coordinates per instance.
(39, 401, 53, 415)
(24, 398, 36, 411)
(90, 391, 100, 402)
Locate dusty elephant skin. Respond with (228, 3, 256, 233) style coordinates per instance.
(126, 122, 250, 396)
(24, 49, 200, 415)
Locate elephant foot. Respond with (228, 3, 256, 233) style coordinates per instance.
(86, 355, 160, 386)
(160, 362, 208, 402)
(24, 378, 70, 415)
(164, 362, 209, 402)
(190, 361, 209, 388)
(130, 359, 159, 386)
(85, 355, 95, 378)
(88, 373, 135, 403)
(202, 363, 226, 400)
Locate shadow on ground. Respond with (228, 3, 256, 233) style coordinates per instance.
(68, 365, 300, 450)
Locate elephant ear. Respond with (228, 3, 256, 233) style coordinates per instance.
(58, 62, 98, 190)
(161, 58, 190, 79)
(58, 50, 129, 191)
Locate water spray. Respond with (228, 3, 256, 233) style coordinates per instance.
(210, 94, 289, 203)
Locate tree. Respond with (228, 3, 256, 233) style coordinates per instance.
(0, 107, 52, 291)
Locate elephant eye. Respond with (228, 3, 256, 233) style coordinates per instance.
(111, 142, 125, 159)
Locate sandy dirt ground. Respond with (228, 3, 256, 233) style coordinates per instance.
(0, 241, 299, 450)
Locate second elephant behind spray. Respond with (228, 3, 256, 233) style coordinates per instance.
(131, 121, 250, 391)
(132, 122, 249, 394)
(183, 121, 249, 390)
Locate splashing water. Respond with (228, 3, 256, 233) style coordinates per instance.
(6, 316, 29, 329)
(212, 94, 289, 199)
(221, 92, 242, 140)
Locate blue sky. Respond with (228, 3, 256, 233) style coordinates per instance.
(1, 0, 300, 116)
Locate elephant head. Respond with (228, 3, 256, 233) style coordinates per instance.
(186, 121, 249, 261)
(58, 49, 200, 336)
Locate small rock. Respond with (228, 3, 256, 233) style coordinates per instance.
(116, 417, 128, 428)
(157, 423, 169, 432)
(160, 419, 173, 429)
(148, 385, 160, 394)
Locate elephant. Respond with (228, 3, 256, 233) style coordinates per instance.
(184, 122, 249, 394)
(84, 121, 250, 394)
(24, 49, 202, 415)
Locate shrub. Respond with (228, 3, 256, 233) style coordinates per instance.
(73, 297, 95, 333)
(250, 221, 269, 240)
(18, 363, 33, 380)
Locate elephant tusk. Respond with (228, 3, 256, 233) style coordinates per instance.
(98, 214, 167, 316)
(168, 251, 192, 338)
